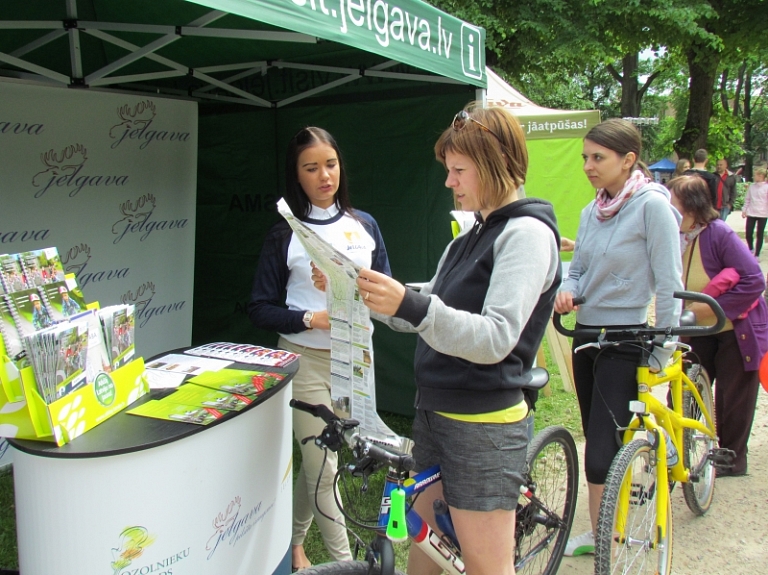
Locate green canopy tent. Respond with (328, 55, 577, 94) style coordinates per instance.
(1, 1, 593, 416)
(0, 0, 490, 415)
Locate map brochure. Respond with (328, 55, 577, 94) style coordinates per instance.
(276, 198, 403, 449)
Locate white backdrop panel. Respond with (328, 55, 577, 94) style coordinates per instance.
(0, 80, 197, 359)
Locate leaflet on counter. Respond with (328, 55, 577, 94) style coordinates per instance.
(276, 198, 403, 449)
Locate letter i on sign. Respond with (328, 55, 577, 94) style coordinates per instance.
(467, 36, 474, 71)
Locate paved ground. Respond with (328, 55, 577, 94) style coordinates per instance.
(558, 210, 768, 574)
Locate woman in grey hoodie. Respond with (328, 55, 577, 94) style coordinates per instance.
(554, 118, 683, 557)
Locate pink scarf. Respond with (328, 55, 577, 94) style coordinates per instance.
(595, 169, 650, 221)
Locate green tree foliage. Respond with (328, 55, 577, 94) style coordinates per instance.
(428, 0, 768, 167)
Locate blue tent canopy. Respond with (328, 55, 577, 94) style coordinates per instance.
(648, 158, 676, 172)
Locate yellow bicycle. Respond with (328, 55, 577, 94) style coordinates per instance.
(554, 290, 733, 575)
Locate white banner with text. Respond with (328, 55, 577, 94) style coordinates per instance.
(0, 80, 197, 360)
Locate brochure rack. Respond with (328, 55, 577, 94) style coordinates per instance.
(0, 321, 148, 447)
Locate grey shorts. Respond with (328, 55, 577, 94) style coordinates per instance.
(412, 410, 528, 512)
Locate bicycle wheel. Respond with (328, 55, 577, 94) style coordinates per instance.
(595, 439, 673, 575)
(682, 363, 716, 516)
(515, 425, 578, 575)
(302, 561, 406, 575)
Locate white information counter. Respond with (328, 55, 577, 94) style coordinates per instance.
(10, 359, 296, 575)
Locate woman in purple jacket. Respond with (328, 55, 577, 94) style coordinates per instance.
(668, 175, 768, 477)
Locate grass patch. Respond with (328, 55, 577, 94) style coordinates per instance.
(0, 470, 17, 571)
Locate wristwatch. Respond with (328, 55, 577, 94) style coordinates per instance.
(302, 311, 314, 330)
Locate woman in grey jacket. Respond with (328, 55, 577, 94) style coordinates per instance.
(341, 105, 561, 575)
(554, 119, 684, 557)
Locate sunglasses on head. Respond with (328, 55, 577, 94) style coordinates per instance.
(452, 110, 503, 144)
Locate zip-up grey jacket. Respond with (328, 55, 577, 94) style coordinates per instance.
(375, 199, 561, 414)
(561, 183, 683, 331)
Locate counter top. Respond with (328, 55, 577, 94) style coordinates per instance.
(9, 351, 297, 459)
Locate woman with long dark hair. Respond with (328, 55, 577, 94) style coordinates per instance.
(248, 127, 391, 571)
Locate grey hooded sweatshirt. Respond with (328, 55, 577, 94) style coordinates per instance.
(560, 182, 684, 331)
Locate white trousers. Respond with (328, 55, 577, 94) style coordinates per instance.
(280, 337, 352, 561)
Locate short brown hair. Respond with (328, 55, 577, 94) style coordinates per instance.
(667, 175, 718, 225)
(434, 103, 528, 210)
(693, 148, 708, 163)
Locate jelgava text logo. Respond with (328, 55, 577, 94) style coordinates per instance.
(122, 281, 186, 329)
(109, 100, 191, 150)
(31, 144, 129, 199)
(206, 495, 275, 560)
(112, 194, 189, 245)
(61, 243, 130, 290)
(110, 526, 191, 575)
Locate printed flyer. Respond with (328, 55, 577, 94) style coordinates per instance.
(187, 368, 284, 396)
(276, 198, 402, 449)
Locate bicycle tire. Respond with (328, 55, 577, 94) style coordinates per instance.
(594, 439, 673, 575)
(515, 425, 579, 575)
(300, 561, 406, 575)
(682, 363, 716, 516)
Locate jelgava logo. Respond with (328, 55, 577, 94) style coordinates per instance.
(31, 143, 129, 198)
(109, 100, 191, 150)
(206, 496, 241, 559)
(110, 526, 155, 574)
(205, 495, 273, 560)
(122, 281, 186, 329)
(60, 243, 130, 290)
(112, 193, 189, 245)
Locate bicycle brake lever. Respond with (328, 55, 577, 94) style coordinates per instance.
(301, 435, 317, 445)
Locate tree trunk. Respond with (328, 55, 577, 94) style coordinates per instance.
(620, 53, 640, 118)
(743, 66, 754, 181)
(674, 41, 720, 158)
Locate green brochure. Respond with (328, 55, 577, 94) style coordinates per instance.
(187, 368, 284, 396)
(127, 399, 225, 425)
(164, 383, 253, 412)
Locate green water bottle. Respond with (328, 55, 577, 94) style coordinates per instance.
(386, 487, 408, 543)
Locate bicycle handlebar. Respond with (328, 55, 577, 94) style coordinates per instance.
(552, 290, 727, 339)
(289, 399, 415, 472)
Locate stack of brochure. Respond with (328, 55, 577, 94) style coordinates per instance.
(98, 304, 135, 370)
(185, 342, 298, 367)
(127, 369, 285, 425)
(23, 318, 89, 404)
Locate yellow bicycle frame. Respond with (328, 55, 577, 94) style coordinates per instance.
(614, 349, 717, 545)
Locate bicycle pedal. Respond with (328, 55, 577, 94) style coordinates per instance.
(629, 482, 656, 506)
(709, 448, 736, 469)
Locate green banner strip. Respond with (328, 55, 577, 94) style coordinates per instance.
(187, 0, 486, 86)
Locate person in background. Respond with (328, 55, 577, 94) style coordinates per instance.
(684, 148, 719, 208)
(248, 127, 391, 572)
(713, 158, 737, 220)
(742, 167, 768, 258)
(328, 104, 560, 575)
(556, 118, 683, 557)
(668, 175, 768, 477)
(674, 158, 691, 178)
